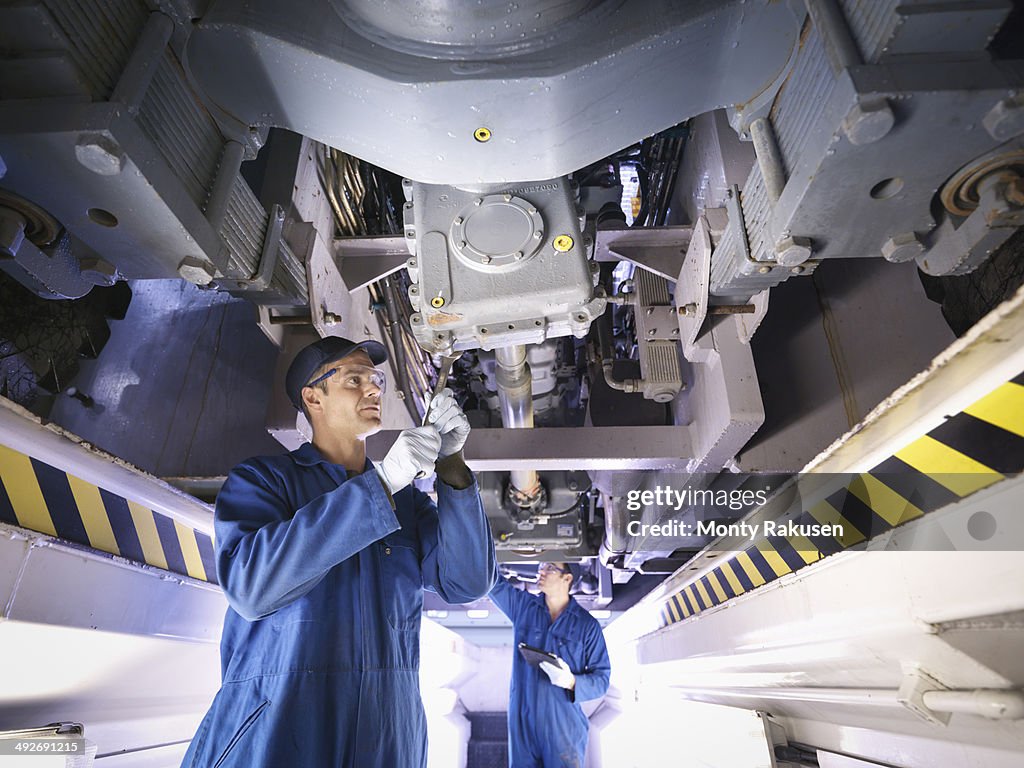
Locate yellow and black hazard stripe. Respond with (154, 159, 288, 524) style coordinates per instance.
(0, 443, 217, 584)
(658, 371, 1024, 628)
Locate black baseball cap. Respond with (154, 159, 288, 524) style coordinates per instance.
(285, 336, 388, 410)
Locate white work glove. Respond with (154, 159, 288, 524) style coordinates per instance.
(374, 426, 442, 494)
(426, 388, 470, 457)
(539, 656, 576, 690)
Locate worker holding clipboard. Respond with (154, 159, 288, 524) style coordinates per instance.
(489, 562, 611, 767)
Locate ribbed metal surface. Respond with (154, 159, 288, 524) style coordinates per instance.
(841, 0, 901, 63)
(741, 173, 773, 265)
(771, 27, 834, 178)
(641, 342, 681, 385)
(221, 179, 266, 278)
(220, 181, 308, 303)
(710, 172, 815, 298)
(273, 241, 308, 304)
(41, 0, 146, 100)
(634, 264, 670, 304)
(137, 53, 222, 208)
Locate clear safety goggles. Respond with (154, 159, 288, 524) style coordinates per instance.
(537, 562, 571, 576)
(305, 364, 387, 394)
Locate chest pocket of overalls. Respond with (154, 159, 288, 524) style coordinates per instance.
(379, 530, 422, 631)
(550, 624, 586, 673)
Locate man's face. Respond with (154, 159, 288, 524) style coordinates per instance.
(302, 349, 385, 438)
(536, 562, 572, 597)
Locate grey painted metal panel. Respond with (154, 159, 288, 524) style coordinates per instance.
(367, 426, 694, 471)
(185, 0, 802, 184)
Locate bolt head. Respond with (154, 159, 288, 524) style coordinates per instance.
(881, 232, 924, 263)
(774, 235, 812, 266)
(75, 134, 126, 175)
(79, 257, 118, 286)
(177, 256, 216, 286)
(983, 95, 1024, 142)
(758, 265, 772, 274)
(843, 99, 895, 146)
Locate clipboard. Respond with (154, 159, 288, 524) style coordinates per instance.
(518, 642, 558, 669)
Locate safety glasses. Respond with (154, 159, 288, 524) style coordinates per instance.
(305, 364, 387, 394)
(537, 563, 571, 576)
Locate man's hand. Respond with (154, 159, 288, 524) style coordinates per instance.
(375, 426, 442, 494)
(426, 388, 470, 458)
(539, 656, 576, 690)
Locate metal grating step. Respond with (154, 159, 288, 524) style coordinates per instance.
(466, 712, 508, 768)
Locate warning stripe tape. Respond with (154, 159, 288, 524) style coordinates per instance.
(0, 443, 217, 584)
(657, 373, 1024, 629)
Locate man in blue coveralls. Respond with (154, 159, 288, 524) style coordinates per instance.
(182, 336, 496, 767)
(490, 562, 611, 768)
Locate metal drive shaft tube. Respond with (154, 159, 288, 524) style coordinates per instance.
(495, 345, 541, 497)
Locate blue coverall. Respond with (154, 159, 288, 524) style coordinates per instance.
(489, 576, 612, 768)
(181, 443, 496, 767)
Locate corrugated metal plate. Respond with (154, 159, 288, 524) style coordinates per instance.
(137, 53, 222, 208)
(41, 0, 146, 99)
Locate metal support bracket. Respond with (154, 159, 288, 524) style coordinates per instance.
(897, 669, 952, 727)
(676, 215, 715, 359)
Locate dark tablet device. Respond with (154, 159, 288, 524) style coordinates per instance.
(518, 642, 558, 668)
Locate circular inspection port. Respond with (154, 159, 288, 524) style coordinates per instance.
(87, 208, 118, 227)
(474, 127, 492, 142)
(869, 177, 904, 200)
